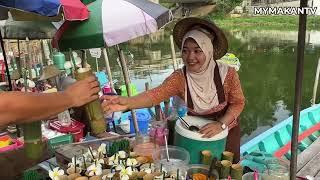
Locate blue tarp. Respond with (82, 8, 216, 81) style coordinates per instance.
(0, 0, 61, 17)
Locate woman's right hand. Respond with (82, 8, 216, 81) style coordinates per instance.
(101, 95, 129, 115)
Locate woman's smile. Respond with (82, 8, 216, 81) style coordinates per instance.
(182, 38, 207, 73)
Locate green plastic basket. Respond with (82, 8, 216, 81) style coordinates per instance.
(48, 134, 73, 151)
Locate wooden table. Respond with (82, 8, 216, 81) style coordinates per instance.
(0, 143, 52, 179)
(297, 137, 320, 178)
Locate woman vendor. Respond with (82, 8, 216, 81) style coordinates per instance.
(102, 17, 245, 163)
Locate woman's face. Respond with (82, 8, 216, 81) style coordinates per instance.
(182, 38, 206, 73)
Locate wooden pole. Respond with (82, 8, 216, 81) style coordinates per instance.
(103, 48, 114, 90)
(26, 38, 33, 79)
(16, 40, 22, 137)
(17, 40, 22, 76)
(116, 45, 139, 135)
(95, 57, 98, 72)
(0, 30, 12, 90)
(170, 35, 177, 70)
(290, 1, 308, 179)
(312, 57, 320, 105)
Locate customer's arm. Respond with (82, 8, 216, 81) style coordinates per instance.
(0, 76, 99, 126)
(102, 70, 184, 115)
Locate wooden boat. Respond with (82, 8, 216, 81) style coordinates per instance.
(240, 104, 320, 160)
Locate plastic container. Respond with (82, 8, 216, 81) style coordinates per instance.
(102, 85, 112, 94)
(0, 135, 11, 148)
(149, 121, 168, 146)
(57, 110, 72, 127)
(0, 135, 24, 153)
(53, 51, 66, 70)
(128, 109, 151, 134)
(49, 119, 85, 142)
(174, 115, 228, 163)
(242, 172, 289, 180)
(48, 134, 73, 151)
(152, 145, 190, 178)
(120, 84, 138, 97)
(95, 71, 109, 88)
(133, 135, 158, 158)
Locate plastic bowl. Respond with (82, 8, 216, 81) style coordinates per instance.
(152, 146, 190, 178)
(152, 145, 190, 164)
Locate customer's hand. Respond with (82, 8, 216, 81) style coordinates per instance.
(199, 121, 223, 138)
(101, 95, 129, 115)
(65, 75, 100, 107)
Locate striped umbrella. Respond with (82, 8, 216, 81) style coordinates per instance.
(0, 0, 89, 21)
(54, 0, 172, 50)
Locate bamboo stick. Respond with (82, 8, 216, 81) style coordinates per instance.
(219, 160, 232, 179)
(230, 164, 243, 180)
(155, 105, 162, 121)
(117, 45, 139, 134)
(145, 82, 155, 118)
(17, 40, 22, 76)
(67, 134, 135, 146)
(164, 99, 170, 119)
(222, 151, 234, 163)
(200, 150, 212, 165)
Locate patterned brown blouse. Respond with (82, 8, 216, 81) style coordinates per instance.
(145, 67, 245, 128)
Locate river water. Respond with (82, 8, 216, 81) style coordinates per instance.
(90, 28, 320, 143)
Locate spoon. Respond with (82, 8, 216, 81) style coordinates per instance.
(178, 116, 200, 132)
(164, 134, 170, 162)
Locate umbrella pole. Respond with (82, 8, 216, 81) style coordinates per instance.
(170, 35, 177, 70)
(17, 40, 22, 76)
(103, 48, 114, 90)
(0, 30, 12, 91)
(116, 45, 140, 135)
(311, 58, 320, 105)
(81, 50, 87, 68)
(290, 0, 308, 179)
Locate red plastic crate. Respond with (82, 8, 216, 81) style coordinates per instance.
(49, 119, 85, 142)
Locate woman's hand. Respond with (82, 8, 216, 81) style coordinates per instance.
(199, 121, 223, 138)
(101, 95, 129, 115)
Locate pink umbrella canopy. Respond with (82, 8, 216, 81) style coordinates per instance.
(0, 0, 89, 21)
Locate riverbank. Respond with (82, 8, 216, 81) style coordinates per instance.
(209, 15, 320, 31)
